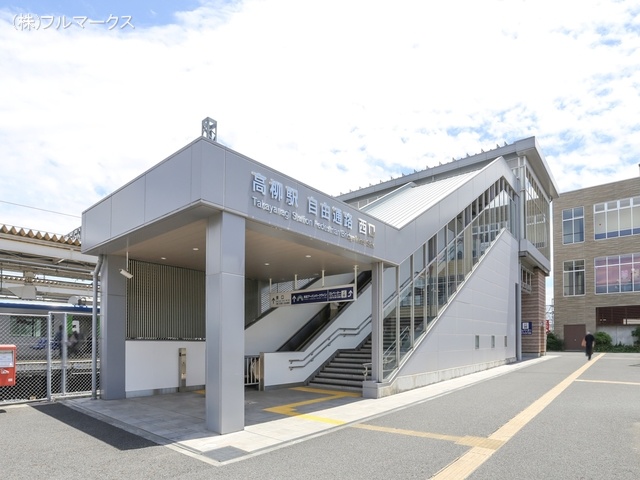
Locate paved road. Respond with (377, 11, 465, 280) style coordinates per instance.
(2, 352, 639, 479)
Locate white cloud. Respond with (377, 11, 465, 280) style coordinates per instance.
(0, 0, 639, 234)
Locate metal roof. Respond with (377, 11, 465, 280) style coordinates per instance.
(360, 170, 479, 228)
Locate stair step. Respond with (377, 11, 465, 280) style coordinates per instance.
(307, 382, 362, 393)
(309, 377, 363, 388)
(322, 365, 371, 375)
(328, 362, 369, 369)
(316, 372, 369, 381)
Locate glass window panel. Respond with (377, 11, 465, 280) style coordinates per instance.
(398, 285, 413, 362)
(437, 250, 447, 310)
(426, 261, 438, 323)
(594, 211, 606, 239)
(633, 205, 640, 234)
(595, 265, 607, 294)
(606, 209, 619, 238)
(399, 256, 411, 289)
(607, 264, 620, 293)
(563, 271, 574, 296)
(573, 218, 584, 242)
(620, 207, 632, 235)
(594, 203, 605, 212)
(575, 271, 585, 295)
(382, 300, 398, 379)
(414, 245, 425, 274)
(414, 272, 425, 337)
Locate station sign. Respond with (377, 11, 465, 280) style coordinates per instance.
(270, 285, 356, 307)
(521, 322, 533, 335)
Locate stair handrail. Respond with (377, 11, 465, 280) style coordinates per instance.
(382, 325, 411, 371)
(288, 315, 372, 369)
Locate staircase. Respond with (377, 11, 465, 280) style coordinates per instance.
(307, 338, 372, 392)
(306, 316, 417, 392)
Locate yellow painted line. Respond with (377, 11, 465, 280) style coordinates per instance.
(353, 424, 505, 450)
(290, 386, 361, 397)
(431, 353, 605, 479)
(575, 379, 640, 386)
(263, 387, 360, 425)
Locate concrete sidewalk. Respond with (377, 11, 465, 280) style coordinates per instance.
(64, 356, 552, 463)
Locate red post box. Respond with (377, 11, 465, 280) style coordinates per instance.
(0, 344, 17, 387)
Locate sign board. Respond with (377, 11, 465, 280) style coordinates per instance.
(270, 285, 356, 307)
(521, 321, 533, 335)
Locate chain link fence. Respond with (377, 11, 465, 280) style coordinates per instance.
(0, 312, 99, 404)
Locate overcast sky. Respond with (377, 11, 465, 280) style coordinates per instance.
(1, 0, 639, 240)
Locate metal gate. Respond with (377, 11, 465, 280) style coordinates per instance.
(0, 312, 99, 404)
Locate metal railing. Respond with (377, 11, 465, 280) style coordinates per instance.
(0, 312, 98, 404)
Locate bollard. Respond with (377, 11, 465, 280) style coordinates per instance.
(178, 348, 187, 392)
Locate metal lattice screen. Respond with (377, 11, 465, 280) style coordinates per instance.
(0, 312, 99, 404)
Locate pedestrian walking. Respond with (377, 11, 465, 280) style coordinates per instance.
(583, 331, 596, 360)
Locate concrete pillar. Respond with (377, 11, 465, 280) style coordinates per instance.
(100, 255, 127, 400)
(363, 262, 384, 399)
(205, 212, 245, 434)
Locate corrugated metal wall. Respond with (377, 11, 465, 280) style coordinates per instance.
(127, 260, 205, 340)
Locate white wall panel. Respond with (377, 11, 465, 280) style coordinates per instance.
(125, 340, 205, 394)
(145, 149, 192, 222)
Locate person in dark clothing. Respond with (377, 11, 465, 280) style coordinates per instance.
(584, 331, 596, 360)
(54, 325, 63, 357)
(68, 329, 80, 356)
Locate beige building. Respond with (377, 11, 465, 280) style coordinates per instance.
(552, 176, 640, 350)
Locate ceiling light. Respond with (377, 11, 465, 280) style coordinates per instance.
(119, 269, 133, 279)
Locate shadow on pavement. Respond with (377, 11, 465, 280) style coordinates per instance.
(31, 402, 157, 451)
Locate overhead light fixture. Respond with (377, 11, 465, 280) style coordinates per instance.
(119, 268, 133, 279)
(120, 250, 133, 279)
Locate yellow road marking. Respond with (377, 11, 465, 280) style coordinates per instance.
(353, 424, 505, 450)
(431, 353, 605, 479)
(263, 387, 360, 424)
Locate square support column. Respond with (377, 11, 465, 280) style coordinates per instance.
(100, 255, 128, 400)
(363, 261, 384, 398)
(205, 212, 245, 434)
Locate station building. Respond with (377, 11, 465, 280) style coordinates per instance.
(81, 123, 557, 434)
(552, 175, 640, 349)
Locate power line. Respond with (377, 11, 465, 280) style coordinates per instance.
(0, 200, 80, 218)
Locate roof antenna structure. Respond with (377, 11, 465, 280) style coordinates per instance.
(202, 117, 217, 141)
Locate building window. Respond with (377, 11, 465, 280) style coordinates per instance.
(594, 196, 640, 240)
(595, 253, 640, 294)
(563, 260, 585, 296)
(521, 268, 533, 294)
(562, 207, 584, 244)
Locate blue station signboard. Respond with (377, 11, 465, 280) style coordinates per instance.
(270, 285, 356, 307)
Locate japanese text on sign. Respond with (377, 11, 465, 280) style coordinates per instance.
(13, 13, 135, 30)
(251, 171, 375, 248)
